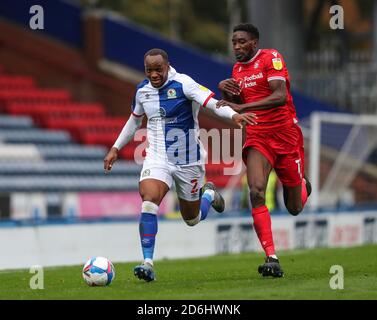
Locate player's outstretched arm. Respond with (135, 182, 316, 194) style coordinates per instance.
(103, 114, 144, 172)
(204, 97, 257, 126)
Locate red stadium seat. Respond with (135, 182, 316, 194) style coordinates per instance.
(5, 103, 106, 123)
(0, 76, 35, 90)
(77, 131, 119, 147)
(0, 89, 71, 110)
(77, 131, 144, 160)
(41, 117, 125, 140)
(0, 71, 144, 163)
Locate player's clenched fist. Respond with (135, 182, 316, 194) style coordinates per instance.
(104, 147, 119, 172)
(218, 78, 241, 96)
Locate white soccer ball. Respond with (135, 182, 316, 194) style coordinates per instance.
(82, 256, 115, 286)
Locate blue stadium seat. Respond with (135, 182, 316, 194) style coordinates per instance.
(0, 129, 71, 144)
(0, 160, 141, 176)
(0, 175, 139, 192)
(37, 145, 106, 160)
(0, 115, 34, 128)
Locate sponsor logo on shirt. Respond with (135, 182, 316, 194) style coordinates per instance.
(241, 72, 264, 88)
(159, 107, 166, 117)
(244, 72, 263, 81)
(164, 117, 178, 124)
(245, 82, 257, 88)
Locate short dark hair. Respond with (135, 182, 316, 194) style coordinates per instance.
(233, 23, 259, 40)
(144, 48, 169, 62)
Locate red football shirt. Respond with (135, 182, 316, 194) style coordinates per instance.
(232, 49, 298, 132)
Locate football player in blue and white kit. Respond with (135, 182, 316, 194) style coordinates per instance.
(104, 48, 257, 282)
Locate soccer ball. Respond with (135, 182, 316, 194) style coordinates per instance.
(82, 256, 115, 286)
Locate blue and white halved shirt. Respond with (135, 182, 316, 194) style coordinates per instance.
(131, 67, 214, 166)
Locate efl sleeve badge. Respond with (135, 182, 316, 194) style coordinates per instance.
(272, 58, 283, 70)
(198, 84, 210, 92)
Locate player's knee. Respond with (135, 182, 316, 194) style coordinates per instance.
(249, 185, 266, 207)
(286, 203, 303, 216)
(184, 219, 198, 227)
(184, 214, 200, 227)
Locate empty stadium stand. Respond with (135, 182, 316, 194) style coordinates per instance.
(0, 72, 146, 192)
(0, 65, 233, 191)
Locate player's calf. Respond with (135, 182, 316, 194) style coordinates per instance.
(283, 177, 313, 216)
(183, 182, 225, 227)
(249, 185, 266, 208)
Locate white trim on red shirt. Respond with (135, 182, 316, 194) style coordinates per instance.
(267, 76, 286, 82)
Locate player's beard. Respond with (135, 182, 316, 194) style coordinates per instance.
(235, 51, 253, 62)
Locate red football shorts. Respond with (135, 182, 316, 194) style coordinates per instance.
(242, 124, 305, 187)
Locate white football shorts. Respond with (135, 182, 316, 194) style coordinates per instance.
(139, 160, 205, 201)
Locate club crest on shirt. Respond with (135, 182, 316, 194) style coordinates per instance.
(272, 58, 283, 70)
(254, 60, 260, 69)
(167, 88, 177, 99)
(142, 169, 150, 177)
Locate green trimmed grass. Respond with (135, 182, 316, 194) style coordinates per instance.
(1, 245, 376, 300)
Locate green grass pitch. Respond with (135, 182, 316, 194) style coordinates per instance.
(1, 245, 376, 300)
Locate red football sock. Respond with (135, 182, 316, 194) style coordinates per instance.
(252, 205, 275, 257)
(302, 178, 308, 207)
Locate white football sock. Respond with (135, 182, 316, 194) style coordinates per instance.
(203, 189, 215, 202)
(144, 258, 153, 266)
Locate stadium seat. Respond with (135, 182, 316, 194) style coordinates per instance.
(41, 117, 125, 140)
(0, 89, 71, 111)
(4, 103, 106, 128)
(0, 76, 35, 90)
(0, 143, 42, 161)
(37, 145, 106, 160)
(0, 115, 34, 128)
(0, 160, 141, 176)
(0, 175, 139, 192)
(0, 68, 232, 192)
(0, 128, 71, 144)
(5, 102, 104, 116)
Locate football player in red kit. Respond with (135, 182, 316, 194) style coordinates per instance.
(217, 23, 311, 278)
